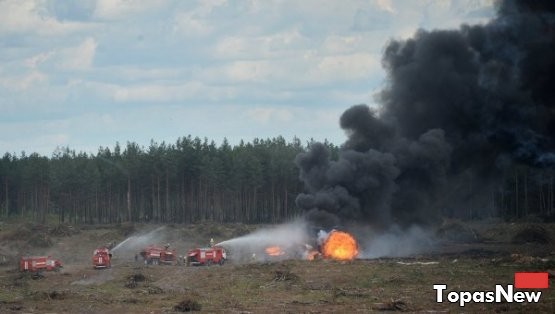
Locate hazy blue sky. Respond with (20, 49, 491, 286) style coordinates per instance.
(0, 0, 494, 156)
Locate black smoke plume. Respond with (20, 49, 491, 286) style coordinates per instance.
(296, 0, 555, 229)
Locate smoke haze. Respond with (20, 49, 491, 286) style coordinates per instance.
(110, 226, 167, 258)
(355, 225, 435, 259)
(216, 220, 311, 262)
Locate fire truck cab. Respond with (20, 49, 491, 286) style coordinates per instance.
(140, 245, 176, 265)
(92, 247, 112, 269)
(187, 247, 226, 266)
(19, 256, 62, 272)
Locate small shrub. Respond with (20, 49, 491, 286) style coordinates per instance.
(130, 272, 146, 282)
(174, 299, 202, 312)
(49, 224, 80, 237)
(272, 269, 299, 282)
(125, 280, 137, 289)
(125, 272, 146, 289)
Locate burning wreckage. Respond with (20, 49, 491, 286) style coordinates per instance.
(270, 230, 358, 262)
(216, 225, 360, 263)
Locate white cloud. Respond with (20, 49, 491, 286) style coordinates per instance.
(0, 37, 97, 92)
(376, 0, 396, 14)
(93, 0, 167, 20)
(24, 52, 54, 69)
(0, 70, 47, 91)
(198, 51, 380, 88)
(171, 0, 227, 38)
(0, 71, 47, 91)
(61, 37, 97, 70)
(0, 0, 91, 35)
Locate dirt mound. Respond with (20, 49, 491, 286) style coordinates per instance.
(511, 225, 552, 244)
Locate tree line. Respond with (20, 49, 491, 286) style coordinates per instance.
(0, 135, 553, 225)
(0, 136, 338, 224)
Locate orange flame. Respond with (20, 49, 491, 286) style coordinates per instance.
(265, 246, 285, 256)
(321, 230, 358, 261)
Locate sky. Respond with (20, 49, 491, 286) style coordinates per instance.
(0, 0, 495, 157)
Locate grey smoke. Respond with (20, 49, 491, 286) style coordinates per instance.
(357, 226, 435, 259)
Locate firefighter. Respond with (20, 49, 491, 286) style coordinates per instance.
(164, 243, 170, 250)
(250, 253, 256, 262)
(210, 238, 215, 247)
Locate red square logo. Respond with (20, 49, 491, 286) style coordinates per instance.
(514, 272, 549, 289)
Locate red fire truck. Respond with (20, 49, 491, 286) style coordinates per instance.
(186, 247, 226, 266)
(92, 247, 112, 269)
(139, 245, 176, 265)
(19, 256, 63, 272)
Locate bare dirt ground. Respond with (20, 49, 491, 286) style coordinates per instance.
(0, 220, 553, 313)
